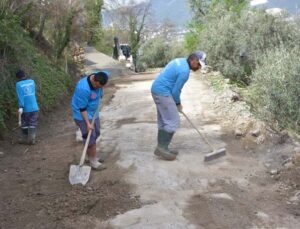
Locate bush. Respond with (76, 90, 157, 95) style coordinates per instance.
(0, 15, 72, 136)
(138, 37, 187, 69)
(248, 46, 300, 133)
(188, 4, 300, 84)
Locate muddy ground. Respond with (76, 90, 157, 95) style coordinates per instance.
(0, 82, 142, 229)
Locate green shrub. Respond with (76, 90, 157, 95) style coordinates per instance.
(188, 4, 300, 84)
(138, 37, 187, 69)
(248, 46, 300, 133)
(0, 15, 72, 136)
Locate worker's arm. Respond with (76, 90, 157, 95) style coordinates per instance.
(16, 83, 24, 110)
(80, 110, 93, 132)
(171, 72, 189, 106)
(75, 88, 93, 131)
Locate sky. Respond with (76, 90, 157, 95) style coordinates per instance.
(250, 0, 268, 7)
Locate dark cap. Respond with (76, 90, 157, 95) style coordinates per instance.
(93, 71, 110, 85)
(16, 70, 26, 79)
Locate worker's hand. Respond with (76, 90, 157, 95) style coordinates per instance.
(177, 104, 183, 113)
(18, 108, 23, 114)
(86, 122, 94, 132)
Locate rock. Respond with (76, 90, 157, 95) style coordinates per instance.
(282, 157, 292, 166)
(255, 211, 269, 220)
(0, 152, 4, 157)
(211, 193, 233, 200)
(276, 130, 289, 144)
(270, 169, 278, 175)
(273, 175, 281, 181)
(289, 191, 300, 203)
(255, 135, 265, 144)
(284, 162, 294, 170)
(235, 129, 243, 137)
(292, 153, 300, 165)
(231, 93, 240, 102)
(251, 129, 261, 137)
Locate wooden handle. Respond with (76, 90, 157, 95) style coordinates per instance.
(79, 109, 99, 166)
(181, 111, 215, 151)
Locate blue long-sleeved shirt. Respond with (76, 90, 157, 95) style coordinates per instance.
(16, 79, 39, 112)
(151, 58, 190, 104)
(71, 76, 102, 121)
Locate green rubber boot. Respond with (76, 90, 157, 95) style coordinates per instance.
(18, 129, 28, 144)
(154, 129, 177, 161)
(28, 127, 37, 145)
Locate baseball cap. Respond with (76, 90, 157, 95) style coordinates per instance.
(193, 51, 206, 69)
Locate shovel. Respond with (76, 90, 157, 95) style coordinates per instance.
(69, 109, 98, 186)
(181, 111, 226, 162)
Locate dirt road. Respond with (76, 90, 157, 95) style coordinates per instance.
(101, 74, 299, 229)
(0, 49, 299, 229)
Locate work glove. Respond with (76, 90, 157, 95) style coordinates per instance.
(18, 108, 23, 127)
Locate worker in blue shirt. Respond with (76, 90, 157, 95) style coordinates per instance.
(72, 71, 109, 170)
(151, 51, 206, 160)
(15, 70, 39, 145)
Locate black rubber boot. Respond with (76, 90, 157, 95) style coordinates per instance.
(154, 129, 176, 161)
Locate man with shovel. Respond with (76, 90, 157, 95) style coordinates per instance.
(72, 71, 109, 170)
(151, 51, 206, 161)
(16, 70, 39, 145)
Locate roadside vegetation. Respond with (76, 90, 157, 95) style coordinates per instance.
(186, 0, 300, 133)
(0, 0, 104, 137)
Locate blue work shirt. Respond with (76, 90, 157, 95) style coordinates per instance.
(16, 79, 39, 112)
(151, 58, 190, 104)
(72, 76, 102, 121)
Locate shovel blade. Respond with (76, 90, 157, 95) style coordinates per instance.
(69, 165, 91, 185)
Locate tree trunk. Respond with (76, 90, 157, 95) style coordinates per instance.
(36, 12, 47, 40)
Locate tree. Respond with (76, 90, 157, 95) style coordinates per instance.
(105, 0, 151, 72)
(189, 0, 248, 22)
(189, 0, 210, 18)
(84, 0, 104, 45)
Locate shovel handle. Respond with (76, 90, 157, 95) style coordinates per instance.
(79, 109, 99, 166)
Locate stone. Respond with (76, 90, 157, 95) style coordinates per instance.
(211, 193, 233, 200)
(270, 169, 278, 175)
(235, 129, 243, 137)
(231, 93, 240, 102)
(251, 129, 261, 137)
(284, 162, 294, 170)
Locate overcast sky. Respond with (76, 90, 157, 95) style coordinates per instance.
(104, 0, 148, 8)
(250, 0, 268, 7)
